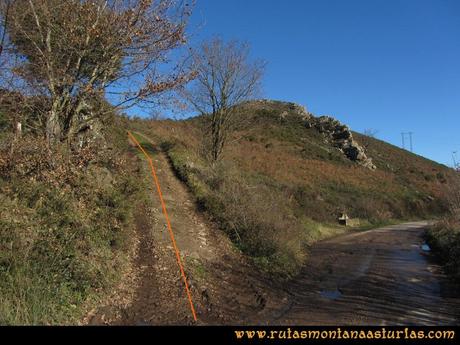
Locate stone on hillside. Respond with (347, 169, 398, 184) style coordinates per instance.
(290, 107, 376, 170)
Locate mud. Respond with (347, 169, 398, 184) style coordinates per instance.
(272, 222, 460, 325)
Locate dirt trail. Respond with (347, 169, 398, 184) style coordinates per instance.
(273, 222, 460, 325)
(86, 132, 288, 325)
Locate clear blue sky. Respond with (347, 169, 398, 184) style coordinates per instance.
(187, 0, 460, 167)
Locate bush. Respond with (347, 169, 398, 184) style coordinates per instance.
(427, 184, 460, 283)
(427, 217, 460, 282)
(206, 174, 307, 277)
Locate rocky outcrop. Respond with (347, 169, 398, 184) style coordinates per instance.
(308, 116, 376, 170)
(244, 100, 376, 170)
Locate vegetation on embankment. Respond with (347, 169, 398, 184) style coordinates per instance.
(426, 185, 460, 283)
(0, 0, 194, 324)
(0, 116, 142, 325)
(129, 100, 460, 278)
(427, 218, 460, 283)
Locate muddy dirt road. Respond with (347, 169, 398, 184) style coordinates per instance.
(271, 222, 460, 325)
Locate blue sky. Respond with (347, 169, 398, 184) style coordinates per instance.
(186, 0, 460, 167)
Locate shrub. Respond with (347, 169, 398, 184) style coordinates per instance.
(427, 217, 460, 282)
(427, 183, 460, 282)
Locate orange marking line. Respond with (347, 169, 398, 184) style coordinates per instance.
(127, 131, 198, 322)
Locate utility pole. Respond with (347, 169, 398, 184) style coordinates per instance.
(408, 132, 413, 153)
(453, 151, 459, 170)
(401, 132, 414, 152)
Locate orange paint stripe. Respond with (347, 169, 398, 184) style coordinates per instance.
(127, 131, 198, 322)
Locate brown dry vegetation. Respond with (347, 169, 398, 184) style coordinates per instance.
(0, 115, 141, 324)
(129, 100, 460, 278)
(427, 182, 460, 283)
(0, 0, 195, 324)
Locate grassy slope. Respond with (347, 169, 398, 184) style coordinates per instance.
(129, 100, 459, 278)
(0, 116, 143, 324)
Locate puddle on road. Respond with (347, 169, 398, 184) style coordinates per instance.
(421, 243, 431, 252)
(320, 289, 343, 300)
(135, 321, 151, 326)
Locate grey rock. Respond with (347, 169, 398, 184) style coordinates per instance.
(300, 112, 376, 170)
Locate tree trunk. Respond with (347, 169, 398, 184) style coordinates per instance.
(64, 97, 86, 145)
(209, 109, 230, 163)
(211, 118, 223, 162)
(46, 101, 62, 145)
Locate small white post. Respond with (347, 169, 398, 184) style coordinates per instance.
(16, 122, 22, 137)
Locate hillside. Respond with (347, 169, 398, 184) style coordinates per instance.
(129, 100, 459, 277)
(1, 98, 459, 325)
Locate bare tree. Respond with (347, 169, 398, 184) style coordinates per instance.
(361, 128, 379, 150)
(183, 38, 265, 162)
(363, 128, 378, 138)
(1, 0, 194, 145)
